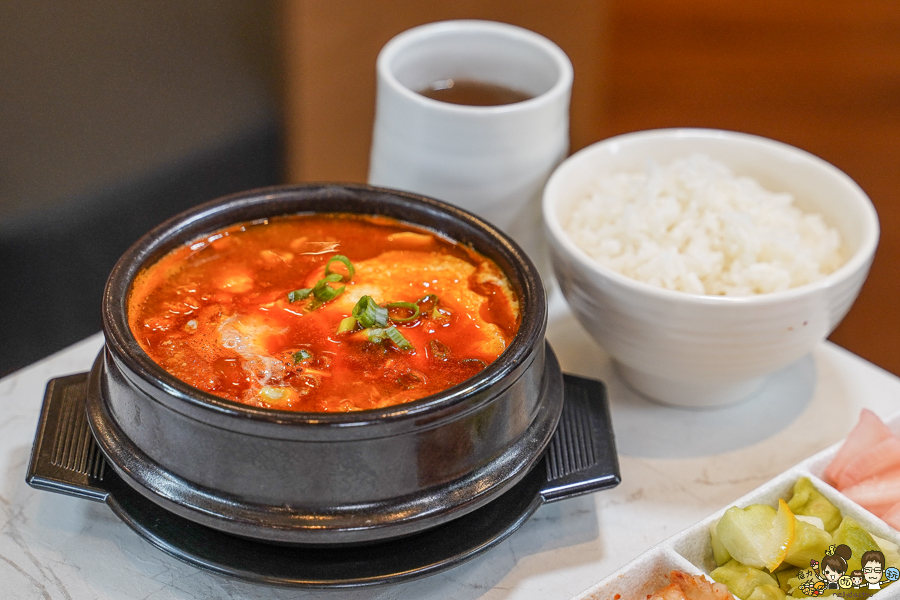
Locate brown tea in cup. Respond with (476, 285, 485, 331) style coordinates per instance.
(418, 78, 532, 106)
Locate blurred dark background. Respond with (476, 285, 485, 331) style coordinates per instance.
(2, 0, 899, 377)
(0, 1, 282, 375)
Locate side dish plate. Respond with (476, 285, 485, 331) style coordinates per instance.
(571, 413, 900, 600)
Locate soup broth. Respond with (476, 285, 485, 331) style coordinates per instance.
(128, 214, 520, 412)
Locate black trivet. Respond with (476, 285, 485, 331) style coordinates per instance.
(27, 373, 619, 588)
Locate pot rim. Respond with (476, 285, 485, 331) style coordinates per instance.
(102, 183, 547, 428)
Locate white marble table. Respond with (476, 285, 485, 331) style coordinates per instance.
(3, 292, 900, 600)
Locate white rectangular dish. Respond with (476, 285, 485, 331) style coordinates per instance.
(573, 412, 900, 600)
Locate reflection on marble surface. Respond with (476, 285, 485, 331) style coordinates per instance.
(2, 293, 900, 599)
(545, 296, 818, 457)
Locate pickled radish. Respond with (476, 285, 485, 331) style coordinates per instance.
(882, 502, 900, 533)
(836, 436, 900, 490)
(824, 409, 893, 485)
(841, 470, 900, 516)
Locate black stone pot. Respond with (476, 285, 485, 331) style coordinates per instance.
(90, 184, 562, 546)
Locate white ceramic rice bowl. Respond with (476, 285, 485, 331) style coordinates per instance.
(543, 128, 879, 407)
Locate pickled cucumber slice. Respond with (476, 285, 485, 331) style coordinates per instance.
(747, 583, 786, 600)
(795, 515, 825, 531)
(715, 501, 794, 571)
(772, 566, 801, 593)
(710, 520, 733, 566)
(717, 505, 777, 569)
(833, 516, 881, 574)
(786, 568, 818, 596)
(872, 533, 900, 570)
(787, 477, 842, 533)
(784, 518, 832, 568)
(711, 560, 779, 600)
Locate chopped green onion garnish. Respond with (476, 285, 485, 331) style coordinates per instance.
(293, 349, 312, 363)
(290, 264, 350, 307)
(324, 255, 354, 281)
(312, 273, 345, 302)
(353, 295, 389, 328)
(367, 326, 414, 350)
(288, 288, 312, 303)
(417, 293, 439, 308)
(336, 316, 357, 334)
(461, 358, 487, 369)
(385, 325, 414, 351)
(428, 339, 451, 360)
(367, 327, 387, 344)
(386, 301, 420, 322)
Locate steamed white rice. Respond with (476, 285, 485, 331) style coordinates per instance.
(562, 154, 845, 296)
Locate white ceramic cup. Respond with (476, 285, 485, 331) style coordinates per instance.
(369, 20, 573, 273)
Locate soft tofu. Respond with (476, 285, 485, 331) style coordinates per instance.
(329, 250, 513, 356)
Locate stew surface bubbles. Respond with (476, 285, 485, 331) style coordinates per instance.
(128, 214, 520, 412)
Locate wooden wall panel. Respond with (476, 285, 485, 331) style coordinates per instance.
(281, 0, 900, 375)
(280, 0, 606, 183)
(604, 0, 900, 375)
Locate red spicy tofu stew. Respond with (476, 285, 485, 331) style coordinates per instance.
(127, 214, 521, 412)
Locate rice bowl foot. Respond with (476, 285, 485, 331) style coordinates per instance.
(614, 360, 766, 408)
